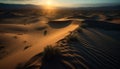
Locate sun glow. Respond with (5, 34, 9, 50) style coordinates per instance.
(46, 1, 53, 6)
(43, 0, 55, 9)
(41, 0, 58, 18)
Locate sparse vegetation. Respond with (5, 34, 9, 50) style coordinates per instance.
(42, 45, 62, 62)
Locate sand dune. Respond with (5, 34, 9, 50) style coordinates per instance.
(0, 19, 79, 69)
(0, 15, 120, 69)
(0, 7, 120, 69)
(21, 21, 120, 69)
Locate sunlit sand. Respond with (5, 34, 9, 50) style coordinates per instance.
(0, 1, 120, 69)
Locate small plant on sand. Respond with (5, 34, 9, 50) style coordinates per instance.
(42, 45, 62, 62)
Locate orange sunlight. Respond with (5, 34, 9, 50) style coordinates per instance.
(41, 0, 58, 18)
(43, 0, 55, 9)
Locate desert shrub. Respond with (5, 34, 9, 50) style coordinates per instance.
(42, 45, 62, 62)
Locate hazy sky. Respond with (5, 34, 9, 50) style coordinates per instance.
(0, 0, 120, 7)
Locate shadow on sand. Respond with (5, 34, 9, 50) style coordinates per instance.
(83, 20, 120, 30)
(47, 20, 72, 29)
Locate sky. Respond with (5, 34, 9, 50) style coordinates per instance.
(0, 0, 120, 7)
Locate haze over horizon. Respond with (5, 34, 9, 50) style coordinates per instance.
(0, 0, 120, 7)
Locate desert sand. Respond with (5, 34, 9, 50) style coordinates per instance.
(17, 13, 120, 69)
(0, 5, 120, 69)
(0, 18, 80, 69)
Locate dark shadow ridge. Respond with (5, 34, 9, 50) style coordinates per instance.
(48, 20, 72, 29)
(83, 20, 120, 30)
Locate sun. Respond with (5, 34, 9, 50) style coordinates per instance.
(43, 0, 56, 9)
(41, 0, 57, 10)
(45, 0, 54, 7)
(46, 1, 53, 6)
